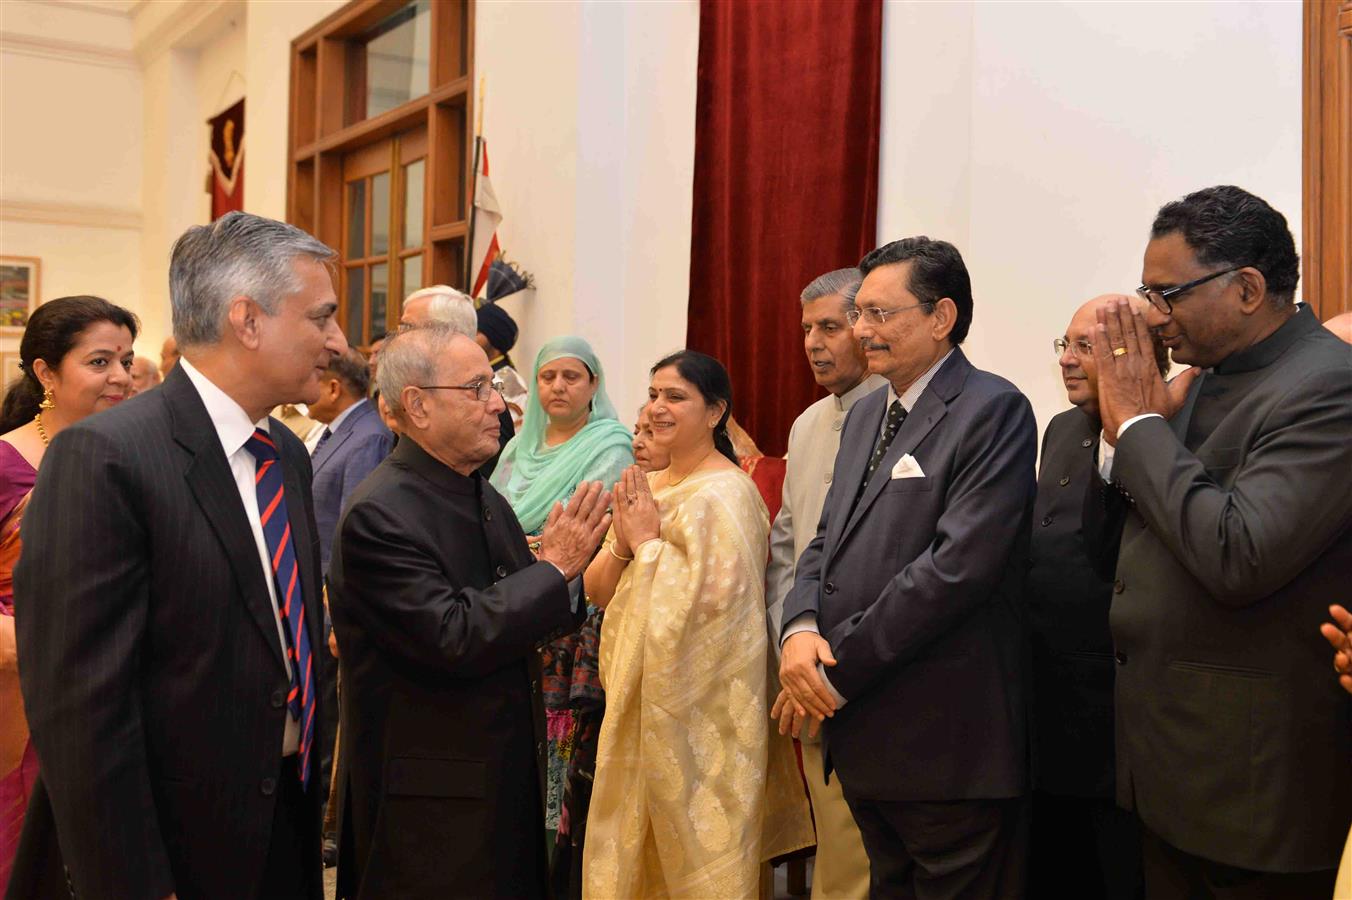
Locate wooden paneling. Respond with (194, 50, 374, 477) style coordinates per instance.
(287, 0, 474, 339)
(1304, 0, 1352, 320)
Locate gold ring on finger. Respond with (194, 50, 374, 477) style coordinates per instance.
(1112, 346, 1128, 357)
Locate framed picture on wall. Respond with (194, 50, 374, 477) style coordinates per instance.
(0, 352, 21, 389)
(0, 256, 41, 333)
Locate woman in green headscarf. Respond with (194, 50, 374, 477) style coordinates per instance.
(489, 335, 634, 856)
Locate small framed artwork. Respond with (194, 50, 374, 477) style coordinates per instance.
(0, 256, 41, 333)
(0, 352, 21, 389)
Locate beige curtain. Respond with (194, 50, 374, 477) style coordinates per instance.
(584, 468, 813, 899)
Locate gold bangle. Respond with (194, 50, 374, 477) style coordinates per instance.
(607, 541, 634, 562)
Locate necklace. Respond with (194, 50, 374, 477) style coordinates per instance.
(667, 445, 715, 486)
(34, 412, 50, 446)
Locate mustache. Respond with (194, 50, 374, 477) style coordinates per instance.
(862, 341, 889, 352)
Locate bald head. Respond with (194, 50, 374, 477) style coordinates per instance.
(1057, 294, 1170, 419)
(130, 356, 161, 393)
(1324, 311, 1352, 345)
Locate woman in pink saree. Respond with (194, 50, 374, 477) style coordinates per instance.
(0, 296, 138, 892)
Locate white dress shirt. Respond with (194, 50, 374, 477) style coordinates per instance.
(782, 349, 954, 707)
(180, 358, 300, 755)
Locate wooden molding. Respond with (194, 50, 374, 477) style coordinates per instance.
(0, 198, 143, 231)
(1303, 0, 1352, 319)
(0, 31, 136, 70)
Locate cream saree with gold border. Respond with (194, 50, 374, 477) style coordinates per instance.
(584, 468, 813, 899)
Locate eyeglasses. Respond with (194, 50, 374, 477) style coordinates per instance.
(1053, 337, 1094, 358)
(844, 302, 931, 327)
(1135, 265, 1244, 315)
(417, 377, 505, 403)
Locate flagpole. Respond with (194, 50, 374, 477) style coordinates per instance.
(465, 76, 486, 299)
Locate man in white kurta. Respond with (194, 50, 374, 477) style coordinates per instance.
(767, 268, 884, 899)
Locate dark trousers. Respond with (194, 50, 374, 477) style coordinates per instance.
(1141, 829, 1336, 900)
(841, 792, 1028, 900)
(1029, 791, 1142, 900)
(258, 756, 319, 900)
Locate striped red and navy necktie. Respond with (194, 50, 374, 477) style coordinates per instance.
(244, 427, 315, 787)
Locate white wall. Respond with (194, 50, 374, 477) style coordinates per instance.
(478, 0, 699, 425)
(879, 0, 1303, 442)
(0, 0, 143, 353)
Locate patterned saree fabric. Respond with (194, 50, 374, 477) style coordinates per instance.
(585, 467, 813, 898)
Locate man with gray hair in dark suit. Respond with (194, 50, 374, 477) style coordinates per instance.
(12, 211, 345, 899)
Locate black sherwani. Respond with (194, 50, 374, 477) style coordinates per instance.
(328, 436, 582, 899)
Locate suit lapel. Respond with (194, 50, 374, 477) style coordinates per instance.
(835, 350, 970, 552)
(312, 401, 370, 475)
(165, 370, 286, 672)
(824, 391, 883, 560)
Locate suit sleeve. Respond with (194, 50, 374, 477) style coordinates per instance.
(1112, 365, 1352, 606)
(823, 390, 1037, 701)
(330, 497, 574, 677)
(13, 426, 175, 900)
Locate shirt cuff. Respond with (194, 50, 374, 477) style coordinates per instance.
(781, 612, 819, 647)
(1117, 412, 1163, 439)
(1097, 430, 1114, 481)
(818, 664, 847, 708)
(567, 577, 583, 614)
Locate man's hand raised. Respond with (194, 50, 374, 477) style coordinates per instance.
(537, 481, 612, 580)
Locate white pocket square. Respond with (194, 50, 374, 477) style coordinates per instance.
(890, 454, 925, 479)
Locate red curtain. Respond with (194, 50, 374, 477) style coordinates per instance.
(686, 0, 882, 457)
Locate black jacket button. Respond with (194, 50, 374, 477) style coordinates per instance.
(496, 565, 508, 578)
(1114, 651, 1127, 665)
(1113, 579, 1125, 594)
(261, 777, 276, 796)
(1041, 515, 1053, 527)
(484, 508, 493, 521)
(1081, 438, 1094, 448)
(271, 690, 285, 709)
(1059, 475, 1070, 486)
(824, 582, 836, 595)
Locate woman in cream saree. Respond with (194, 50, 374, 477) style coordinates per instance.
(583, 351, 812, 899)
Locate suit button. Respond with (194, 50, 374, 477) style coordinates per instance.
(496, 565, 508, 578)
(271, 690, 285, 709)
(824, 472, 832, 484)
(1059, 475, 1070, 486)
(824, 582, 836, 595)
(1114, 651, 1127, 665)
(1040, 515, 1053, 527)
(261, 777, 276, 796)
(832, 420, 843, 432)
(530, 680, 539, 693)
(1081, 438, 1093, 448)
(484, 508, 493, 521)
(536, 741, 544, 755)
(1113, 578, 1125, 594)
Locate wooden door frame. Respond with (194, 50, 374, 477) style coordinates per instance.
(1303, 0, 1351, 320)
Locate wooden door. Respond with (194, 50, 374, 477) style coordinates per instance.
(1304, 0, 1352, 320)
(340, 125, 428, 347)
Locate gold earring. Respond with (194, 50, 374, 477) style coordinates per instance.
(39, 388, 55, 410)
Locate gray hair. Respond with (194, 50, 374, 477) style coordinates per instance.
(169, 211, 336, 346)
(404, 285, 477, 336)
(376, 322, 462, 416)
(800, 267, 862, 306)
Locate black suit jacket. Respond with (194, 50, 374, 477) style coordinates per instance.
(1025, 408, 1116, 799)
(10, 365, 327, 900)
(781, 349, 1037, 801)
(328, 437, 582, 900)
(1087, 307, 1352, 872)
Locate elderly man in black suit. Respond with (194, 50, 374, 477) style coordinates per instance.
(1090, 185, 1352, 898)
(328, 323, 610, 899)
(1025, 295, 1167, 899)
(775, 237, 1037, 899)
(12, 212, 345, 899)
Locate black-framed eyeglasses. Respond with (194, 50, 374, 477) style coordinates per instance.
(845, 302, 931, 327)
(1135, 265, 1244, 315)
(1053, 337, 1093, 358)
(417, 377, 505, 403)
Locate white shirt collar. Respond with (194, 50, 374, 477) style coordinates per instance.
(886, 348, 955, 413)
(326, 397, 367, 434)
(178, 356, 270, 457)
